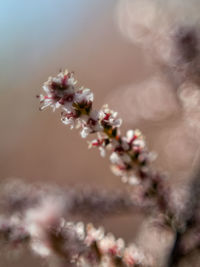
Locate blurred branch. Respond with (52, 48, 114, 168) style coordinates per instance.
(0, 180, 147, 220)
(167, 165, 200, 267)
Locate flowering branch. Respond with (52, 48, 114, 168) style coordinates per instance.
(1, 180, 155, 267)
(0, 214, 153, 267)
(38, 70, 152, 185)
(37, 70, 172, 220)
(0, 179, 154, 266)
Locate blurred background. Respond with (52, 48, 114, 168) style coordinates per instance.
(1, 0, 200, 266)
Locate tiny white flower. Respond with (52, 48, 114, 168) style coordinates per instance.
(128, 175, 140, 185)
(99, 146, 106, 157)
(85, 224, 104, 246)
(126, 130, 135, 141)
(110, 165, 125, 177)
(110, 152, 121, 164)
(133, 139, 145, 148)
(31, 240, 51, 257)
(75, 88, 93, 104)
(62, 116, 75, 129)
(80, 127, 90, 138)
(75, 222, 85, 240)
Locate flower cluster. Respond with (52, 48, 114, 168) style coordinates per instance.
(0, 215, 152, 267)
(78, 223, 152, 267)
(38, 70, 154, 185)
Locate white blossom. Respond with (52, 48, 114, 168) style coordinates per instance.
(80, 127, 90, 138)
(75, 88, 94, 104)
